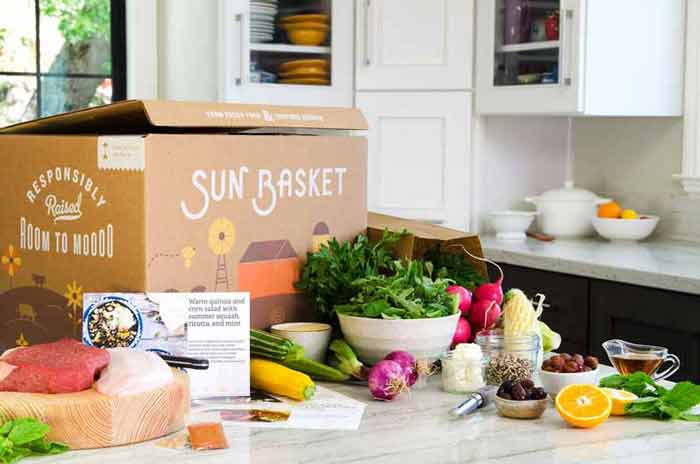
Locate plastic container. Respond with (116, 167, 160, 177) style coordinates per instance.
(476, 329, 539, 386)
(440, 344, 485, 394)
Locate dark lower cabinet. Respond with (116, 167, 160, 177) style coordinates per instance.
(494, 263, 590, 356)
(589, 280, 700, 382)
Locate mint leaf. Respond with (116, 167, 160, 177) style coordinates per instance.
(0, 422, 14, 437)
(599, 372, 667, 398)
(662, 382, 700, 412)
(7, 420, 49, 446)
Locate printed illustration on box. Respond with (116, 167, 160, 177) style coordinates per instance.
(208, 217, 236, 290)
(238, 240, 308, 328)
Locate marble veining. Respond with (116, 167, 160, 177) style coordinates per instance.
(481, 236, 700, 295)
(35, 368, 700, 464)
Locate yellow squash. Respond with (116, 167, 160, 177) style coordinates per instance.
(250, 358, 316, 401)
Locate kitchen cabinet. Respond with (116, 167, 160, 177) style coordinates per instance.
(356, 92, 472, 231)
(475, 0, 684, 116)
(495, 263, 589, 356)
(495, 262, 700, 382)
(590, 280, 700, 382)
(219, 0, 353, 107)
(355, 0, 473, 90)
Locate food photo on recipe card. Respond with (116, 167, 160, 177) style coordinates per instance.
(82, 292, 250, 398)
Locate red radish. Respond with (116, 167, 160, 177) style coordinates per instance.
(468, 299, 501, 331)
(451, 317, 471, 347)
(447, 285, 472, 316)
(384, 351, 418, 386)
(368, 360, 407, 401)
(445, 244, 504, 305)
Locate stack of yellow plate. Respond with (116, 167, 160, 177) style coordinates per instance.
(279, 13, 330, 47)
(278, 58, 330, 86)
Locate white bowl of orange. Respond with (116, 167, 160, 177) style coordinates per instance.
(594, 202, 659, 241)
(555, 384, 612, 428)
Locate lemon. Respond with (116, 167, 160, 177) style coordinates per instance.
(600, 387, 638, 416)
(621, 209, 638, 220)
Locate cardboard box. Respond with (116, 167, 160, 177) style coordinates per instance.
(367, 213, 488, 280)
(0, 100, 367, 349)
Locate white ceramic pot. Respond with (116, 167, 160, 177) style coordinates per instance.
(525, 182, 610, 238)
(337, 313, 460, 365)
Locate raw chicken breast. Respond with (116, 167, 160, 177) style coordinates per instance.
(96, 349, 174, 396)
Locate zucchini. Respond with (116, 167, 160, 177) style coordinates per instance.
(283, 358, 350, 382)
(251, 329, 304, 363)
(251, 358, 315, 401)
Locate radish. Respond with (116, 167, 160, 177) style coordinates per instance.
(468, 299, 501, 332)
(446, 244, 504, 305)
(447, 285, 472, 316)
(384, 351, 418, 386)
(451, 317, 471, 347)
(368, 360, 407, 401)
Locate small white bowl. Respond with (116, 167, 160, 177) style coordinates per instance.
(270, 322, 332, 363)
(338, 313, 460, 364)
(538, 368, 599, 397)
(488, 211, 538, 241)
(592, 215, 659, 241)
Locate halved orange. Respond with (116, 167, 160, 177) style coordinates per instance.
(555, 384, 612, 428)
(600, 387, 637, 416)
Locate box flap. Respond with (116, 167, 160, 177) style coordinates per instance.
(368, 213, 476, 241)
(0, 100, 368, 135)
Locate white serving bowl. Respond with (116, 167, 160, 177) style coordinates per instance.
(337, 313, 460, 364)
(488, 211, 538, 241)
(538, 368, 599, 397)
(592, 215, 659, 241)
(270, 322, 332, 363)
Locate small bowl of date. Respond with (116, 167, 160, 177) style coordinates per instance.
(539, 353, 599, 397)
(494, 379, 549, 419)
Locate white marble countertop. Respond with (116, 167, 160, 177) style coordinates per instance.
(31, 367, 700, 464)
(481, 236, 700, 296)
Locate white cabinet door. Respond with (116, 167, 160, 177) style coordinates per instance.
(475, 0, 585, 115)
(219, 0, 354, 107)
(356, 92, 472, 231)
(355, 0, 473, 91)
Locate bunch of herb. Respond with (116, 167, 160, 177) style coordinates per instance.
(600, 372, 700, 421)
(423, 245, 485, 290)
(295, 230, 403, 325)
(0, 418, 69, 463)
(334, 260, 460, 320)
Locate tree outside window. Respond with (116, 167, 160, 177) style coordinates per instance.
(0, 0, 126, 127)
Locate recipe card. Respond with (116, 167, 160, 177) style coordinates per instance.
(83, 292, 250, 398)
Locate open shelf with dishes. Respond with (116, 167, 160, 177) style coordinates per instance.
(220, 0, 351, 106)
(248, 0, 331, 86)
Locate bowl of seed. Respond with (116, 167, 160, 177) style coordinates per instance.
(475, 329, 539, 386)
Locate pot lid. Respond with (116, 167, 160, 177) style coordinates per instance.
(536, 181, 603, 202)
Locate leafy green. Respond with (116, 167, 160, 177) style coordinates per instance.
(295, 230, 403, 326)
(0, 418, 68, 464)
(600, 373, 700, 421)
(423, 245, 485, 291)
(599, 372, 668, 398)
(334, 260, 459, 320)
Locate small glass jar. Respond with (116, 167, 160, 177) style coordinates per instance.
(476, 329, 540, 386)
(440, 344, 485, 394)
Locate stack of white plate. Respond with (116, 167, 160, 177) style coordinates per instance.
(251, 0, 278, 43)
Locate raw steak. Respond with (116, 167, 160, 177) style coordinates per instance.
(95, 349, 173, 396)
(0, 339, 110, 394)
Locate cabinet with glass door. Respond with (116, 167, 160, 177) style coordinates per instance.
(219, 0, 352, 107)
(476, 0, 684, 116)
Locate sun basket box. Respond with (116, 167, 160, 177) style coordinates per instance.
(0, 100, 367, 349)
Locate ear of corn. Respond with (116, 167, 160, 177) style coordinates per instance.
(502, 289, 537, 337)
(250, 358, 316, 401)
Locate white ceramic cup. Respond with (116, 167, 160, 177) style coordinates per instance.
(270, 322, 332, 363)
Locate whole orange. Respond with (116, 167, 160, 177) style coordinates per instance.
(598, 201, 622, 218)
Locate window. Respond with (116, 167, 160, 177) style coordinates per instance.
(0, 0, 126, 127)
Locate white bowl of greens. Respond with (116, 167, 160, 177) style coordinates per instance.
(335, 260, 460, 364)
(338, 312, 460, 365)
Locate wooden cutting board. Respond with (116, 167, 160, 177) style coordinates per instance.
(0, 369, 189, 449)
